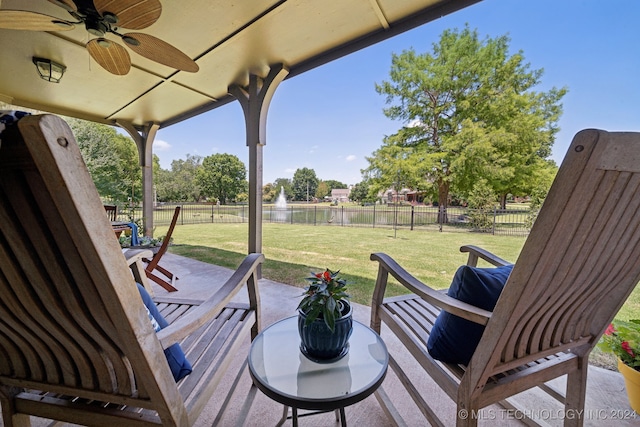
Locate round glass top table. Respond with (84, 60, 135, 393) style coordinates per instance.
(248, 316, 388, 427)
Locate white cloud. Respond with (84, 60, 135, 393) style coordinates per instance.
(346, 154, 356, 162)
(154, 139, 171, 151)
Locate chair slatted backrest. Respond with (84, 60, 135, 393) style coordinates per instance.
(470, 129, 640, 389)
(104, 204, 117, 221)
(0, 115, 185, 424)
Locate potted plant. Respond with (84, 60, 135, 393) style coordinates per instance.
(598, 319, 640, 411)
(297, 268, 352, 362)
(120, 235, 171, 254)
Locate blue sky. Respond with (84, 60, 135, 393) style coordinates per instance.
(155, 0, 640, 186)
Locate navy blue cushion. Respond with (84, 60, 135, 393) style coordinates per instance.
(427, 264, 513, 365)
(136, 284, 193, 381)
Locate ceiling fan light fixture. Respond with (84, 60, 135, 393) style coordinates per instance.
(32, 57, 66, 83)
(97, 38, 112, 48)
(122, 35, 140, 46)
(102, 12, 118, 25)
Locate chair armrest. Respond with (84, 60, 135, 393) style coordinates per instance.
(124, 248, 153, 266)
(124, 249, 155, 296)
(370, 252, 491, 326)
(156, 253, 264, 348)
(460, 245, 511, 267)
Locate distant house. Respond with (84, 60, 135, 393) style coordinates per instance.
(331, 188, 351, 203)
(405, 190, 428, 205)
(380, 188, 428, 205)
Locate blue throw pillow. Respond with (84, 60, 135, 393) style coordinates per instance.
(427, 264, 513, 365)
(136, 284, 193, 381)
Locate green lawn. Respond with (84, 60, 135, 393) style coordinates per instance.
(162, 223, 639, 322)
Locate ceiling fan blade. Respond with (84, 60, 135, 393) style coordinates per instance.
(86, 38, 131, 75)
(0, 10, 74, 31)
(123, 33, 199, 73)
(47, 0, 78, 12)
(94, 0, 161, 30)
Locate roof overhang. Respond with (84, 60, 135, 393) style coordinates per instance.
(0, 0, 481, 130)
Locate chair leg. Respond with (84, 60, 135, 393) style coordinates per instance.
(0, 387, 31, 427)
(155, 264, 177, 281)
(455, 406, 479, 427)
(146, 270, 179, 292)
(455, 394, 479, 427)
(563, 358, 588, 427)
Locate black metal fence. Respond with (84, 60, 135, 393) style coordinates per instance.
(128, 203, 533, 236)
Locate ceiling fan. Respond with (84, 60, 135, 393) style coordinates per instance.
(0, 0, 199, 75)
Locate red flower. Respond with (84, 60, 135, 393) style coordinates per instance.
(605, 324, 616, 336)
(323, 270, 331, 281)
(621, 341, 635, 357)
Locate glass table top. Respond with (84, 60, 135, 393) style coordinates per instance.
(248, 316, 388, 409)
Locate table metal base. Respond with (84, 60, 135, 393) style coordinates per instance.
(277, 406, 346, 427)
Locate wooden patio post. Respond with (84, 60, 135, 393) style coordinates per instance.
(229, 64, 289, 270)
(118, 120, 159, 237)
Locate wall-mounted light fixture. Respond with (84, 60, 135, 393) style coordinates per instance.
(32, 57, 66, 83)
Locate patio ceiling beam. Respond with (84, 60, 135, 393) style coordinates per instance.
(229, 63, 289, 265)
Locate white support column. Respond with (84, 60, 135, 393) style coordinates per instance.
(229, 63, 289, 259)
(117, 120, 159, 237)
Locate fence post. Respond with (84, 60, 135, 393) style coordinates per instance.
(492, 207, 497, 235)
(410, 205, 414, 231)
(314, 206, 317, 226)
(438, 205, 443, 232)
(341, 206, 344, 226)
(373, 204, 376, 228)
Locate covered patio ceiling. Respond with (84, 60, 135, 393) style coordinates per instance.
(0, 0, 480, 129)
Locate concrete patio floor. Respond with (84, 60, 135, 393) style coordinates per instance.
(13, 252, 637, 426)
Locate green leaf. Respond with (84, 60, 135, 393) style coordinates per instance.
(323, 307, 336, 332)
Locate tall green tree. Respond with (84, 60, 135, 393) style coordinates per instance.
(262, 183, 277, 202)
(196, 153, 246, 204)
(350, 180, 375, 204)
(292, 168, 319, 201)
(466, 178, 498, 232)
(66, 117, 141, 203)
(324, 180, 348, 191)
(156, 154, 203, 202)
(315, 181, 329, 199)
(364, 140, 431, 202)
(370, 25, 566, 216)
